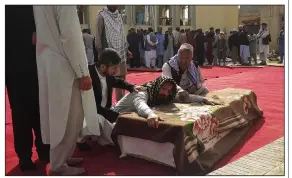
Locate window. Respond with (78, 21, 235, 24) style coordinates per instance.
(180, 5, 191, 26)
(135, 5, 152, 25)
(158, 5, 172, 26)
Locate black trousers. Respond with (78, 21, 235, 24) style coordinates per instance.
(129, 51, 141, 68)
(196, 51, 205, 66)
(6, 71, 49, 161)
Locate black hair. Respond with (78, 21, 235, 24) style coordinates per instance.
(97, 48, 121, 67)
(215, 28, 220, 33)
(176, 27, 180, 31)
(209, 27, 214, 31)
(180, 29, 185, 33)
(148, 27, 154, 32)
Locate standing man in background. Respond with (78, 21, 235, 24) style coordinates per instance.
(213, 28, 220, 66)
(5, 5, 50, 172)
(239, 25, 250, 65)
(82, 29, 95, 66)
(257, 23, 270, 65)
(145, 27, 158, 68)
(278, 26, 284, 64)
(95, 5, 132, 101)
(173, 27, 180, 54)
(155, 27, 165, 68)
(34, 6, 92, 175)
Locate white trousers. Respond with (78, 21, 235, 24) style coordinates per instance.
(240, 45, 250, 63)
(259, 45, 269, 62)
(145, 50, 157, 67)
(50, 80, 84, 171)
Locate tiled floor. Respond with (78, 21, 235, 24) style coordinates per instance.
(208, 137, 284, 175)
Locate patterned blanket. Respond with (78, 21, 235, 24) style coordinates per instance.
(112, 88, 263, 175)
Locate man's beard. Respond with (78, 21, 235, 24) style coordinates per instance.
(155, 95, 170, 105)
(108, 8, 117, 13)
(101, 69, 110, 76)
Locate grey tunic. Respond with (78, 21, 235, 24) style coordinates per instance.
(83, 33, 94, 65)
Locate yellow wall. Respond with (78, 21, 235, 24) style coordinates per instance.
(89, 6, 104, 36)
(260, 5, 284, 51)
(196, 6, 238, 33)
(88, 5, 239, 36)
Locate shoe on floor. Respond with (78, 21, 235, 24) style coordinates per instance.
(19, 159, 37, 172)
(49, 166, 85, 176)
(66, 157, 83, 166)
(77, 142, 92, 151)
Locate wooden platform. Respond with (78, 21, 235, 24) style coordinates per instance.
(208, 137, 284, 175)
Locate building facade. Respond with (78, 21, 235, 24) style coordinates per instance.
(260, 5, 284, 51)
(78, 5, 284, 52)
(83, 5, 238, 36)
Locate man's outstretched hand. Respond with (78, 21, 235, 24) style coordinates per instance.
(202, 98, 222, 106)
(177, 90, 189, 102)
(147, 114, 164, 128)
(79, 76, 92, 91)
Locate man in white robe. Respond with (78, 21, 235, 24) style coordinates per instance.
(257, 23, 270, 65)
(33, 6, 93, 175)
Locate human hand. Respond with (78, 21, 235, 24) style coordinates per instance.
(147, 114, 164, 128)
(202, 99, 222, 106)
(127, 51, 133, 59)
(133, 85, 146, 92)
(79, 76, 92, 90)
(178, 90, 189, 102)
(32, 32, 36, 45)
(188, 85, 197, 94)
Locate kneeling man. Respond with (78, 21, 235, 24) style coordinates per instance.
(162, 43, 209, 96)
(112, 76, 218, 128)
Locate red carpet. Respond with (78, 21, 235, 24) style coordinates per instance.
(5, 66, 284, 175)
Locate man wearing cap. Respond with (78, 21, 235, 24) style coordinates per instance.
(257, 23, 270, 65)
(239, 25, 250, 65)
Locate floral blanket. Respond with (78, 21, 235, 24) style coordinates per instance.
(111, 88, 263, 175)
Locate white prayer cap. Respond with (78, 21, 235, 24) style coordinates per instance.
(232, 28, 237, 31)
(220, 31, 224, 34)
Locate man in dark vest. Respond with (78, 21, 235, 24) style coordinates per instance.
(162, 43, 209, 96)
(6, 5, 50, 171)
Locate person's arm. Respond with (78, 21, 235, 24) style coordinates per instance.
(224, 39, 228, 50)
(56, 6, 89, 78)
(196, 66, 205, 84)
(95, 14, 104, 55)
(96, 105, 119, 123)
(162, 63, 184, 92)
(228, 36, 232, 50)
(132, 92, 156, 118)
(164, 34, 169, 50)
(111, 76, 135, 92)
(174, 93, 205, 103)
(146, 34, 157, 46)
(261, 30, 269, 38)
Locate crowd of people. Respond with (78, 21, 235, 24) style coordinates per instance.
(6, 5, 284, 176)
(125, 23, 284, 68)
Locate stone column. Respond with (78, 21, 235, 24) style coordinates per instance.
(190, 5, 196, 30)
(153, 6, 159, 31)
(171, 6, 180, 28)
(125, 5, 132, 27)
